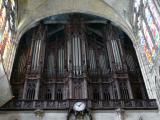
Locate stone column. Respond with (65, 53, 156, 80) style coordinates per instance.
(127, 80, 133, 99)
(115, 80, 121, 99)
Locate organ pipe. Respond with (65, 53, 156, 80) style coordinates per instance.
(67, 35, 71, 70)
(88, 49, 97, 74)
(104, 24, 115, 71)
(126, 54, 136, 71)
(99, 54, 107, 75)
(29, 26, 47, 73)
(58, 47, 64, 75)
(48, 52, 55, 78)
(111, 39, 122, 70)
(71, 34, 83, 75)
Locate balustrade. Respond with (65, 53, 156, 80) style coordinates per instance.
(0, 99, 157, 110)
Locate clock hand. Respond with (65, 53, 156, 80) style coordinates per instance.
(78, 103, 82, 107)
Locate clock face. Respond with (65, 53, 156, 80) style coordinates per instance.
(73, 102, 86, 112)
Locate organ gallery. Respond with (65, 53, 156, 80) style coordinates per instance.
(5, 14, 152, 113)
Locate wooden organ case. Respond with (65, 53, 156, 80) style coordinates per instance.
(9, 15, 150, 113)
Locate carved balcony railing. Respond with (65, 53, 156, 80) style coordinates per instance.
(0, 99, 158, 111)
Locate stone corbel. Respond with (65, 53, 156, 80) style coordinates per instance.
(34, 109, 44, 120)
(138, 115, 143, 120)
(115, 108, 125, 120)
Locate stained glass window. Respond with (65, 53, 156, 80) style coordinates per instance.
(4, 0, 8, 6)
(139, 30, 145, 46)
(142, 21, 153, 52)
(148, 0, 160, 30)
(0, 0, 16, 77)
(0, 6, 6, 30)
(0, 20, 8, 52)
(135, 0, 160, 63)
(145, 7, 159, 46)
(10, 0, 15, 10)
(135, 0, 141, 12)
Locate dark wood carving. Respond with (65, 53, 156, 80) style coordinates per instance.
(5, 15, 154, 111)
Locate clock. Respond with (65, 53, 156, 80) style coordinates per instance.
(73, 102, 86, 112)
(67, 105, 92, 120)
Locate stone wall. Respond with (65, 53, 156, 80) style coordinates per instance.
(0, 61, 13, 107)
(103, 0, 133, 24)
(0, 110, 160, 120)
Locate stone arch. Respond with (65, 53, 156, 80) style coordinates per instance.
(16, 0, 135, 46)
(0, 0, 139, 106)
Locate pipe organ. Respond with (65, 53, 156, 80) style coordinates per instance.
(10, 16, 148, 106)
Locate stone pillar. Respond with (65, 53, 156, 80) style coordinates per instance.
(83, 78, 88, 99)
(127, 80, 133, 99)
(22, 80, 27, 99)
(115, 80, 121, 99)
(34, 80, 40, 100)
